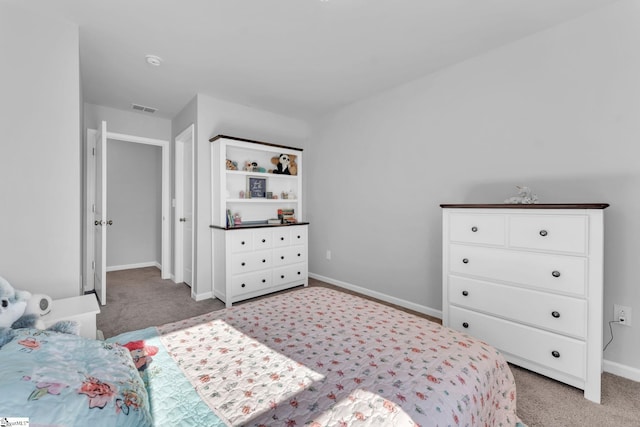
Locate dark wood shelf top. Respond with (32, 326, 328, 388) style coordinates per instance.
(209, 135, 303, 152)
(211, 222, 309, 230)
(440, 203, 609, 209)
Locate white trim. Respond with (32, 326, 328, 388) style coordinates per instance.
(84, 129, 97, 293)
(106, 261, 161, 272)
(308, 272, 442, 319)
(603, 359, 640, 382)
(192, 291, 213, 301)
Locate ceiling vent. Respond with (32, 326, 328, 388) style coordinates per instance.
(132, 103, 158, 114)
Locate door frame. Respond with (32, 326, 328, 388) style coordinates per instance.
(174, 124, 195, 289)
(84, 128, 171, 293)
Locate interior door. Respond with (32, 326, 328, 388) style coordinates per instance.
(94, 121, 107, 305)
(182, 136, 193, 286)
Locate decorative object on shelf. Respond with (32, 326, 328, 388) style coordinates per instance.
(247, 176, 267, 198)
(266, 192, 273, 199)
(270, 153, 297, 175)
(239, 190, 245, 199)
(278, 208, 296, 224)
(243, 161, 266, 173)
(233, 213, 242, 225)
(504, 185, 539, 204)
(226, 159, 238, 170)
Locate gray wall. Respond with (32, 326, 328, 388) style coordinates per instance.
(106, 140, 162, 268)
(0, 3, 81, 298)
(307, 0, 640, 377)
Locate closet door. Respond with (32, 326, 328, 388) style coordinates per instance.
(94, 121, 107, 305)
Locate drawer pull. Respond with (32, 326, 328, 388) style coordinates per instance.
(462, 258, 469, 264)
(552, 270, 561, 278)
(551, 311, 560, 318)
(297, 271, 301, 275)
(297, 235, 301, 239)
(539, 230, 548, 237)
(462, 290, 469, 296)
(297, 253, 301, 257)
(462, 322, 469, 328)
(281, 256, 285, 260)
(241, 283, 246, 288)
(281, 275, 285, 279)
(241, 262, 246, 266)
(262, 279, 266, 283)
(262, 259, 266, 263)
(241, 241, 246, 245)
(280, 237, 285, 241)
(262, 239, 266, 243)
(551, 350, 560, 358)
(471, 226, 478, 232)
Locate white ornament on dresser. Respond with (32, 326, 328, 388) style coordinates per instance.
(441, 203, 608, 403)
(210, 135, 308, 307)
(41, 294, 101, 339)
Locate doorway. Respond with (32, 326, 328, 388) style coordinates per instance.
(84, 122, 170, 305)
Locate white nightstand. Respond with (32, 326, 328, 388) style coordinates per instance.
(42, 294, 101, 339)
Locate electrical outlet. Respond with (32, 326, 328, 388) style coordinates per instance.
(326, 250, 332, 260)
(614, 304, 632, 327)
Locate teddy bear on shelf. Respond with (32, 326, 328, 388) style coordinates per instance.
(225, 159, 238, 171)
(270, 153, 297, 175)
(0, 276, 79, 349)
(504, 185, 539, 204)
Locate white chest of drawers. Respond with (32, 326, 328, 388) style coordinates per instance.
(212, 224, 308, 307)
(441, 204, 608, 403)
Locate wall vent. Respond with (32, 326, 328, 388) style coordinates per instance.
(132, 103, 158, 114)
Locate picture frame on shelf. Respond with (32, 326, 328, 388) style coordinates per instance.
(247, 176, 267, 198)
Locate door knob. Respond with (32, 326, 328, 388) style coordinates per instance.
(94, 220, 102, 226)
(106, 220, 113, 226)
(179, 218, 187, 222)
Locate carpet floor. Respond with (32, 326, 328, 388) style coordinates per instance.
(97, 267, 640, 427)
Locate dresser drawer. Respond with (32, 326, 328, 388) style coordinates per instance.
(509, 215, 587, 254)
(230, 230, 254, 253)
(272, 245, 307, 267)
(273, 263, 307, 286)
(449, 306, 586, 380)
(449, 244, 586, 296)
(448, 213, 506, 246)
(449, 276, 586, 338)
(231, 250, 272, 274)
(231, 270, 272, 296)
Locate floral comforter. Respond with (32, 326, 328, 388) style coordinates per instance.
(0, 328, 153, 426)
(155, 287, 520, 426)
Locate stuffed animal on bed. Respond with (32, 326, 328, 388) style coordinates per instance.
(0, 276, 79, 348)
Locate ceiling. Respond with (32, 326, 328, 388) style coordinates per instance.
(8, 0, 618, 120)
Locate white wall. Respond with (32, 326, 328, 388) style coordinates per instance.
(186, 94, 311, 299)
(106, 140, 162, 269)
(0, 4, 81, 298)
(307, 0, 640, 377)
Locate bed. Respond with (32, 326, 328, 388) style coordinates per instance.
(0, 287, 522, 426)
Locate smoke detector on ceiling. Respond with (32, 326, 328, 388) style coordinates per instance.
(145, 54, 163, 66)
(132, 103, 158, 114)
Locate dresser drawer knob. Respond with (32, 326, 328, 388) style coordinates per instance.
(280, 237, 285, 241)
(551, 311, 560, 318)
(262, 279, 266, 283)
(281, 275, 285, 279)
(241, 262, 246, 266)
(281, 256, 285, 260)
(462, 322, 469, 328)
(262, 259, 266, 263)
(241, 241, 246, 245)
(551, 350, 560, 358)
(241, 283, 246, 288)
(462, 290, 469, 296)
(552, 270, 561, 278)
(539, 230, 548, 237)
(462, 258, 469, 264)
(471, 226, 478, 232)
(262, 239, 266, 243)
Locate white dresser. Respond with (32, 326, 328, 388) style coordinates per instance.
(441, 204, 608, 403)
(212, 224, 308, 307)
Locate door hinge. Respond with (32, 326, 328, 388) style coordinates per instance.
(91, 260, 95, 270)
(92, 147, 95, 156)
(92, 204, 95, 213)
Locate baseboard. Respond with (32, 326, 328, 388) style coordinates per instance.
(106, 261, 161, 272)
(193, 291, 213, 302)
(309, 272, 442, 320)
(603, 359, 640, 382)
